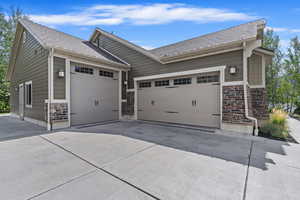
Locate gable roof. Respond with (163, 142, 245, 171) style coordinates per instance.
(19, 19, 128, 66)
(150, 19, 266, 59)
(91, 27, 163, 63)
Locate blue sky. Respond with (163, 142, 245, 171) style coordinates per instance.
(1, 0, 300, 50)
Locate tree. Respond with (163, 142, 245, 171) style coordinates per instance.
(263, 29, 284, 108)
(284, 36, 300, 112)
(0, 7, 26, 113)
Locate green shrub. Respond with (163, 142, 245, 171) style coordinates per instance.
(260, 122, 289, 139)
(270, 109, 287, 126)
(260, 109, 289, 139)
(0, 101, 10, 113)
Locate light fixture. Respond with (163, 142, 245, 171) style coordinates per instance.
(58, 70, 65, 78)
(229, 66, 237, 74)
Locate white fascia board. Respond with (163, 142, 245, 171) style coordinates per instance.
(134, 66, 226, 81)
(53, 52, 128, 72)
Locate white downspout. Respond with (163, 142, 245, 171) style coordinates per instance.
(243, 42, 258, 136)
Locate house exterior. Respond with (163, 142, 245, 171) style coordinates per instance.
(7, 19, 273, 134)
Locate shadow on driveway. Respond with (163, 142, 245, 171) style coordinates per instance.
(0, 115, 48, 142)
(66, 120, 291, 170)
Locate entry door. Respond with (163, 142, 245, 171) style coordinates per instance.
(19, 83, 24, 120)
(70, 65, 119, 126)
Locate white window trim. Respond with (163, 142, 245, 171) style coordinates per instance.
(25, 81, 32, 108)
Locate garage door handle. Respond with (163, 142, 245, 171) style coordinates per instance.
(70, 113, 77, 115)
(212, 113, 221, 116)
(138, 109, 143, 112)
(165, 111, 179, 114)
(212, 83, 220, 85)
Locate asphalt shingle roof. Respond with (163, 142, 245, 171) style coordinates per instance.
(19, 19, 125, 65)
(150, 19, 266, 58)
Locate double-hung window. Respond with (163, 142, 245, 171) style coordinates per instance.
(25, 81, 32, 108)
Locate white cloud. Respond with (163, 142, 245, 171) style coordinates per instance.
(29, 3, 257, 26)
(141, 45, 155, 50)
(266, 26, 300, 33)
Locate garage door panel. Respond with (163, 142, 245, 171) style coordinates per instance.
(137, 74, 220, 128)
(71, 66, 119, 126)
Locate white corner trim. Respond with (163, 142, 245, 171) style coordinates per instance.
(66, 58, 71, 128)
(47, 48, 54, 131)
(118, 70, 122, 120)
(134, 66, 226, 81)
(24, 117, 47, 128)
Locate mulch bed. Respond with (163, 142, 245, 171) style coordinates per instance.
(258, 131, 298, 143)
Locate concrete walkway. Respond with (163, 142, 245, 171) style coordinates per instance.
(0, 117, 300, 199)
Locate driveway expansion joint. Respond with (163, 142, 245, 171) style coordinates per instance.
(39, 135, 161, 200)
(26, 169, 97, 200)
(242, 140, 254, 200)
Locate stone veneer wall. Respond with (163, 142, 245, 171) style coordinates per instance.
(222, 85, 252, 124)
(250, 88, 268, 121)
(45, 102, 68, 122)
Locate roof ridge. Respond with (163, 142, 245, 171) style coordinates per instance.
(150, 19, 266, 52)
(19, 18, 85, 42)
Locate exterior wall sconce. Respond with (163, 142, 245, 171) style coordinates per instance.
(58, 70, 65, 78)
(229, 66, 237, 74)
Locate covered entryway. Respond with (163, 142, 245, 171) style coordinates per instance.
(136, 71, 221, 128)
(70, 62, 119, 126)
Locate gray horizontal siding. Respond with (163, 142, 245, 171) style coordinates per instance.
(97, 35, 243, 89)
(10, 29, 49, 121)
(53, 56, 66, 99)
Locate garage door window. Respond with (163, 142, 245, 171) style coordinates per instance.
(99, 70, 114, 78)
(174, 78, 192, 85)
(139, 82, 151, 88)
(75, 66, 94, 75)
(197, 75, 219, 83)
(155, 80, 169, 87)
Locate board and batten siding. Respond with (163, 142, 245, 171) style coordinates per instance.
(248, 54, 262, 85)
(10, 30, 49, 121)
(96, 34, 243, 89)
(53, 56, 66, 99)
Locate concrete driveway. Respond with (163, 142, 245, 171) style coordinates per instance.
(0, 116, 300, 200)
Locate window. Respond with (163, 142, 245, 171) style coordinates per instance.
(174, 78, 192, 85)
(197, 75, 219, 84)
(25, 81, 32, 108)
(99, 70, 114, 78)
(155, 80, 169, 87)
(139, 82, 151, 88)
(75, 66, 94, 74)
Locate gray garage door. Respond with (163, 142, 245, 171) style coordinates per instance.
(71, 63, 119, 126)
(137, 72, 220, 128)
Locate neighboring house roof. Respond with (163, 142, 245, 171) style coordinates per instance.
(19, 19, 128, 66)
(149, 19, 266, 59)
